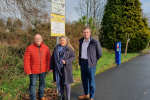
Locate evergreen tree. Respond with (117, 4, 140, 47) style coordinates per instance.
(101, 0, 150, 52)
(101, 0, 123, 50)
(123, 0, 150, 52)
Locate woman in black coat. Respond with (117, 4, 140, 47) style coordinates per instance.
(50, 36, 75, 100)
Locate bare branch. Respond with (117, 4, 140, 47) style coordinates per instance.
(0, 0, 51, 26)
(75, 0, 106, 28)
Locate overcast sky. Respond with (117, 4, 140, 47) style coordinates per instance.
(65, 0, 150, 22)
(141, 0, 150, 13)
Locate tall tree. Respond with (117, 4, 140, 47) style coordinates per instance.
(101, 0, 150, 53)
(101, 0, 123, 49)
(142, 12, 150, 28)
(123, 0, 150, 52)
(0, 0, 51, 26)
(75, 0, 106, 29)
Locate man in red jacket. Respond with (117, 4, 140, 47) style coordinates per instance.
(24, 34, 51, 100)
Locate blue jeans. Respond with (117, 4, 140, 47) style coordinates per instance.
(29, 72, 46, 100)
(80, 60, 96, 99)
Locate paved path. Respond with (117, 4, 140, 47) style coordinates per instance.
(70, 54, 150, 100)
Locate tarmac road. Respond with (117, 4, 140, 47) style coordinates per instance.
(70, 54, 150, 100)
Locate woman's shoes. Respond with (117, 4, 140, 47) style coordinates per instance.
(58, 95, 70, 100)
(58, 96, 62, 100)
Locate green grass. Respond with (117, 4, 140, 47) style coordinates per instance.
(96, 53, 139, 74)
(0, 76, 29, 100)
(0, 47, 148, 100)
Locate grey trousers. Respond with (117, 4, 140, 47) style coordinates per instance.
(60, 82, 71, 99)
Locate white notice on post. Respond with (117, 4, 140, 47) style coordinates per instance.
(51, 21, 65, 34)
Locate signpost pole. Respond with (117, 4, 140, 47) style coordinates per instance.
(56, 36, 59, 45)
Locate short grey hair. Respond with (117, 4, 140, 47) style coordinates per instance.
(34, 34, 42, 39)
(83, 26, 91, 32)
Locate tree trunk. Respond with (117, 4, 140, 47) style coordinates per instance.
(124, 38, 130, 57)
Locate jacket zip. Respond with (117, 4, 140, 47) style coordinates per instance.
(87, 45, 90, 68)
(39, 48, 41, 73)
(41, 51, 43, 57)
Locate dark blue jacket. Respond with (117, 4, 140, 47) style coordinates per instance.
(79, 36, 102, 68)
(50, 46, 75, 84)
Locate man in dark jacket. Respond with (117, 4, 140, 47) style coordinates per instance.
(78, 27, 102, 100)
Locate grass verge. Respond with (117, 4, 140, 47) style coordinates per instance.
(0, 48, 149, 100)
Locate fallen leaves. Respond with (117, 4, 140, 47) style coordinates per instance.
(74, 78, 81, 83)
(20, 88, 58, 100)
(20, 82, 58, 100)
(14, 91, 21, 100)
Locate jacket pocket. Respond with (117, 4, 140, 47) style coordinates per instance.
(90, 52, 96, 64)
(65, 51, 70, 59)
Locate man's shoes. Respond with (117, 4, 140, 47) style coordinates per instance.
(89, 99, 94, 100)
(78, 94, 90, 99)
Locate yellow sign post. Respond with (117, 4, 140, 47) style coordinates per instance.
(51, 0, 65, 44)
(51, 13, 65, 36)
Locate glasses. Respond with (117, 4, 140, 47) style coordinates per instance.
(34, 38, 41, 40)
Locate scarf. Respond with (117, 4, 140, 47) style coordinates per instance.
(54, 44, 68, 96)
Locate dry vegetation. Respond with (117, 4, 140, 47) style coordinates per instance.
(0, 21, 88, 80)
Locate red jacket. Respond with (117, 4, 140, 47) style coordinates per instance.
(24, 42, 51, 74)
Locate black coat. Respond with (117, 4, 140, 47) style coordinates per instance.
(79, 36, 102, 68)
(50, 46, 75, 84)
